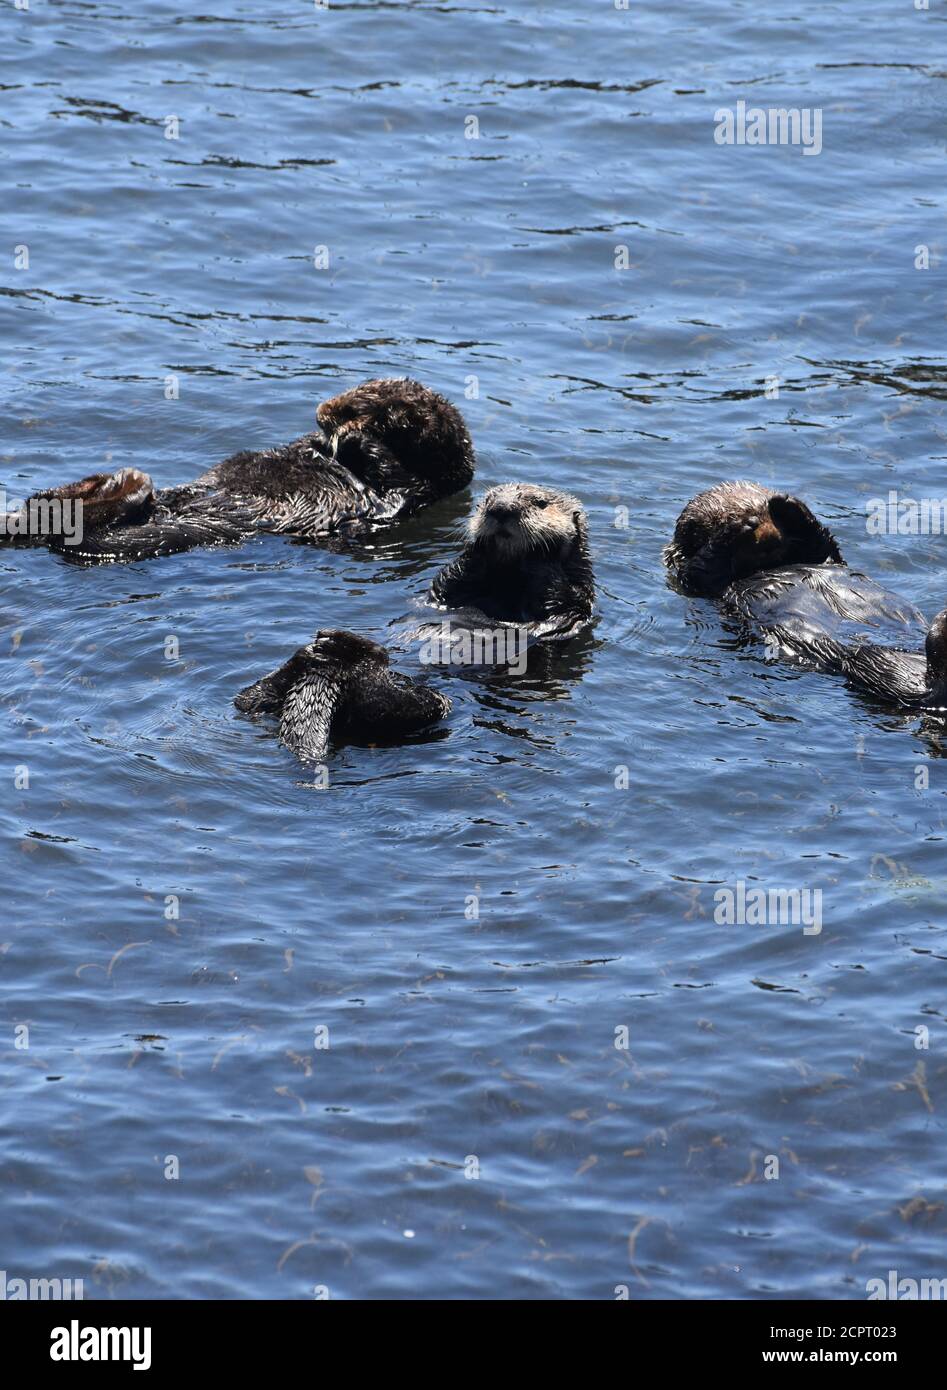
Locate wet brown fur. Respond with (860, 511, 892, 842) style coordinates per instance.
(664, 480, 843, 595)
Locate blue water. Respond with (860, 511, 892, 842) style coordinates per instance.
(2, 0, 946, 1300)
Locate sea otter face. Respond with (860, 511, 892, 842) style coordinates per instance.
(665, 481, 843, 594)
(315, 378, 474, 496)
(469, 483, 582, 557)
(316, 400, 371, 452)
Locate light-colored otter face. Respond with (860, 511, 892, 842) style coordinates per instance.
(469, 482, 580, 557)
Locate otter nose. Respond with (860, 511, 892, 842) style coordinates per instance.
(744, 513, 781, 548)
(754, 517, 782, 547)
(487, 503, 519, 522)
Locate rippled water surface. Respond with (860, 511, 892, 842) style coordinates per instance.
(2, 0, 946, 1300)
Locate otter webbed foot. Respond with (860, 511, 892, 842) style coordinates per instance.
(0, 467, 155, 550)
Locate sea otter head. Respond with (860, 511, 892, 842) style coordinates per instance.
(664, 480, 843, 595)
(304, 629, 389, 672)
(468, 482, 586, 559)
(315, 377, 474, 500)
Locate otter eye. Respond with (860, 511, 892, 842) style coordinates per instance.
(533, 498, 549, 509)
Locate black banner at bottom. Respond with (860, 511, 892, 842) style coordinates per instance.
(0, 1296, 942, 1374)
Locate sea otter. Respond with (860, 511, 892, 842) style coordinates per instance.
(428, 482, 595, 639)
(663, 480, 843, 595)
(666, 480, 947, 710)
(0, 378, 474, 563)
(234, 629, 451, 761)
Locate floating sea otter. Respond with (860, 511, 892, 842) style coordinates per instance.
(663, 480, 843, 595)
(428, 482, 595, 640)
(234, 629, 451, 762)
(665, 480, 947, 710)
(0, 379, 474, 563)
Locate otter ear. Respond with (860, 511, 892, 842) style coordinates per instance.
(768, 494, 843, 564)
